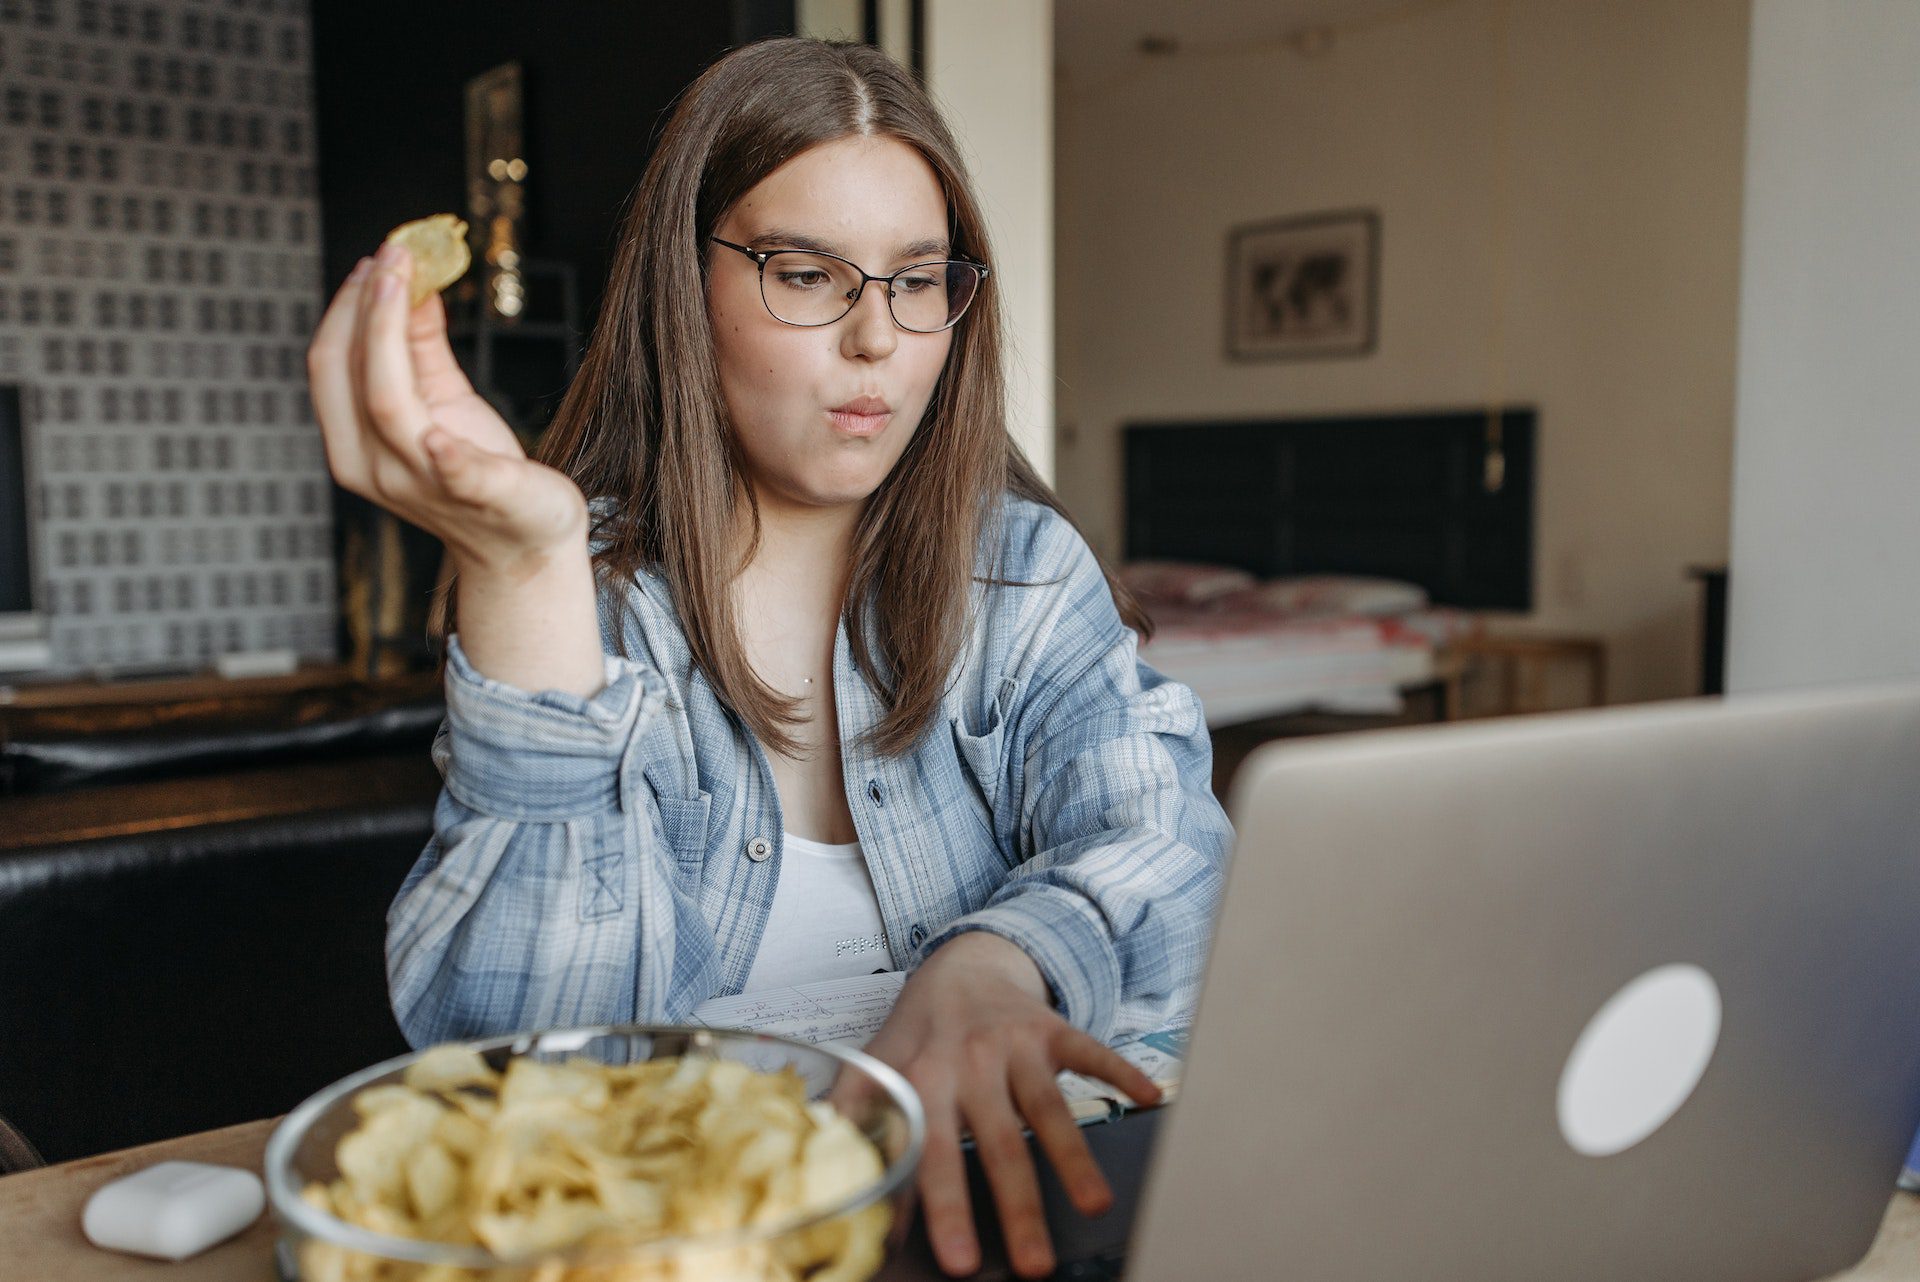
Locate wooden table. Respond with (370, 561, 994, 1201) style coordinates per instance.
(0, 1120, 281, 1281)
(2, 1120, 1917, 1280)
(1449, 631, 1608, 715)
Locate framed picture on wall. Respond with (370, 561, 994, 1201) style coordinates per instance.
(1225, 209, 1380, 361)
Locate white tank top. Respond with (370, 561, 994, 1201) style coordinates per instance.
(738, 831, 892, 991)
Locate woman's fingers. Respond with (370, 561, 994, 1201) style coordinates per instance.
(359, 248, 435, 473)
(346, 243, 388, 457)
(406, 289, 479, 411)
(822, 1065, 882, 1118)
(1009, 1056, 1113, 1218)
(1052, 1028, 1162, 1110)
(307, 257, 375, 485)
(962, 1085, 1055, 1278)
(917, 1115, 981, 1278)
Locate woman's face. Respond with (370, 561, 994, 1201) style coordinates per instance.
(707, 135, 957, 515)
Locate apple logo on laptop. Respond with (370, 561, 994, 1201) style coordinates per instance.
(1557, 963, 1722, 1157)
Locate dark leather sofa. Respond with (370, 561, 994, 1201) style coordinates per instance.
(0, 683, 446, 1168)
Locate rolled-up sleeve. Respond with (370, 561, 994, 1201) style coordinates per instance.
(920, 534, 1233, 1045)
(437, 630, 659, 821)
(386, 631, 722, 1046)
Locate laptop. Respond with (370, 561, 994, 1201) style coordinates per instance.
(884, 681, 1920, 1280)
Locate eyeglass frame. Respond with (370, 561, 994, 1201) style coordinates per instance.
(708, 235, 990, 333)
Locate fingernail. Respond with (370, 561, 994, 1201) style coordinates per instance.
(374, 273, 396, 300)
(348, 257, 372, 282)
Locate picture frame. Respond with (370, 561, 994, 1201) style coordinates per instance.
(1225, 209, 1380, 361)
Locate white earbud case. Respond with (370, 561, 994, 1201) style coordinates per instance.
(81, 1160, 266, 1261)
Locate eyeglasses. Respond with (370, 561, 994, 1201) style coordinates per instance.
(710, 236, 989, 333)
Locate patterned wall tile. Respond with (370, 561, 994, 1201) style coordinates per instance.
(0, 0, 332, 671)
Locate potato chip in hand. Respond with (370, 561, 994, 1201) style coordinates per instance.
(382, 214, 472, 308)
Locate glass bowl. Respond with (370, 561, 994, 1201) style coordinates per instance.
(263, 1024, 925, 1281)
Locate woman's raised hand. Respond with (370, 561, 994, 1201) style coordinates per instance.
(306, 241, 588, 572)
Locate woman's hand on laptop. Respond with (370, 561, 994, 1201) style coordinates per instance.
(863, 932, 1162, 1278)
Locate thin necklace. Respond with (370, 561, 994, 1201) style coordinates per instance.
(797, 676, 842, 747)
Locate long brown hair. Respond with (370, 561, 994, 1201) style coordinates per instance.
(442, 37, 1147, 757)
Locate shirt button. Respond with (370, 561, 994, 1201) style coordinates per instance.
(867, 779, 884, 807)
(745, 835, 772, 862)
(908, 924, 927, 948)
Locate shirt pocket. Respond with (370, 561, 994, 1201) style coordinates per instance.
(950, 676, 1020, 814)
(583, 789, 710, 922)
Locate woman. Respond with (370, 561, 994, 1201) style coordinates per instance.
(306, 36, 1231, 1279)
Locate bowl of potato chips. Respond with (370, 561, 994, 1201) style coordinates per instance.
(263, 1025, 924, 1282)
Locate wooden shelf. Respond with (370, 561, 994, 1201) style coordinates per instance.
(0, 667, 439, 739)
(0, 663, 362, 709)
(0, 750, 442, 854)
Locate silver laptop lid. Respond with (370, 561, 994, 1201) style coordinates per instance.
(1131, 683, 1920, 1280)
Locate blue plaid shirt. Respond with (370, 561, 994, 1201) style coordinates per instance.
(387, 495, 1233, 1048)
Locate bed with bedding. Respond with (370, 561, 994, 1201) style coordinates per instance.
(1123, 410, 1536, 730)
(1130, 566, 1479, 726)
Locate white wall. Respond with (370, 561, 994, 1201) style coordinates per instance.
(924, 1, 1056, 481)
(796, 0, 914, 62)
(795, 0, 863, 42)
(1055, 0, 1749, 703)
(798, 0, 1057, 483)
(1726, 1, 1920, 695)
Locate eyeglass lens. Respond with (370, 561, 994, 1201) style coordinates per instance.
(760, 252, 983, 331)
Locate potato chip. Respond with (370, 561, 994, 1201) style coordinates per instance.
(404, 1142, 464, 1222)
(301, 1046, 895, 1281)
(382, 214, 472, 308)
(802, 1203, 890, 1282)
(404, 1044, 499, 1095)
(508, 1058, 619, 1116)
(798, 1107, 884, 1208)
(431, 1106, 490, 1162)
(335, 1092, 445, 1206)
